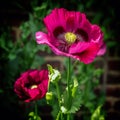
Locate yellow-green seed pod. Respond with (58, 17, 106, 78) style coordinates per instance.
(46, 92, 53, 101)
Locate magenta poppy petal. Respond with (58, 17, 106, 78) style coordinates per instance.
(44, 8, 66, 35)
(65, 10, 82, 31)
(91, 25, 106, 56)
(28, 70, 39, 82)
(26, 88, 40, 102)
(97, 42, 106, 56)
(69, 42, 99, 64)
(69, 42, 90, 53)
(38, 83, 47, 98)
(39, 70, 49, 82)
(36, 32, 49, 44)
(79, 14, 92, 35)
(36, 31, 74, 58)
(44, 8, 91, 33)
(91, 25, 103, 43)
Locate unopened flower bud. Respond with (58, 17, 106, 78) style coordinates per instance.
(46, 92, 53, 101)
(47, 64, 61, 83)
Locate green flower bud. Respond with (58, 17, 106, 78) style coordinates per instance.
(46, 92, 53, 101)
(47, 64, 61, 83)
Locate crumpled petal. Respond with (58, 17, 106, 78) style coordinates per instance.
(36, 31, 74, 58)
(97, 42, 106, 56)
(14, 69, 49, 102)
(69, 42, 99, 64)
(91, 25, 106, 55)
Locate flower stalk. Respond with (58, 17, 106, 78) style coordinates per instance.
(67, 57, 72, 120)
(55, 82, 61, 107)
(55, 82, 64, 120)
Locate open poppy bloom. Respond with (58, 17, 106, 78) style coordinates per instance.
(14, 69, 49, 102)
(35, 8, 106, 64)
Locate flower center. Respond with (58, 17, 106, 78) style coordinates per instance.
(64, 32, 77, 44)
(30, 85, 38, 89)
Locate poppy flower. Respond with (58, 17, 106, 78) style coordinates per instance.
(35, 8, 106, 64)
(14, 69, 49, 102)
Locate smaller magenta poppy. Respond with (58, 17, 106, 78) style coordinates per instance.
(14, 69, 49, 102)
(35, 8, 106, 64)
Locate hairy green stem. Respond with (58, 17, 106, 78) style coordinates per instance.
(67, 57, 72, 120)
(56, 82, 64, 120)
(67, 57, 71, 95)
(55, 82, 61, 107)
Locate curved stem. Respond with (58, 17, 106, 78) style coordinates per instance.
(55, 82, 61, 107)
(56, 82, 64, 120)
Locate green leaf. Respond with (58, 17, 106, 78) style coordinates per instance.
(99, 116, 105, 120)
(62, 86, 82, 114)
(72, 79, 78, 97)
(28, 112, 34, 117)
(91, 105, 105, 120)
(68, 89, 82, 113)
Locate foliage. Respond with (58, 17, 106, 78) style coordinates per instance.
(91, 105, 105, 120)
(28, 111, 42, 120)
(61, 59, 105, 119)
(45, 60, 105, 120)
